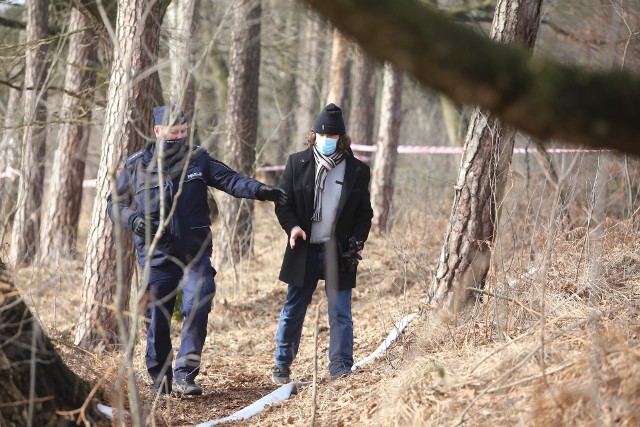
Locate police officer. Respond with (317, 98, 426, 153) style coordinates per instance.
(107, 105, 287, 395)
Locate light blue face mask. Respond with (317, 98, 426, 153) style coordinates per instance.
(315, 135, 338, 155)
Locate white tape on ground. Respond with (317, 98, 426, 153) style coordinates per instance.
(352, 312, 418, 372)
(93, 313, 418, 425)
(508, 267, 537, 288)
(196, 381, 311, 427)
(196, 312, 419, 425)
(97, 403, 114, 419)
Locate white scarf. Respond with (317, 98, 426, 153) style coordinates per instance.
(312, 146, 346, 222)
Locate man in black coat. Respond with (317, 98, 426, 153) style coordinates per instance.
(108, 105, 287, 395)
(272, 103, 373, 383)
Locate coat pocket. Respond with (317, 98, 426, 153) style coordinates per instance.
(134, 183, 163, 216)
(188, 214, 211, 229)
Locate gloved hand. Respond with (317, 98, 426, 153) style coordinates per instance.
(132, 215, 159, 238)
(341, 237, 363, 260)
(256, 184, 288, 205)
(339, 237, 364, 273)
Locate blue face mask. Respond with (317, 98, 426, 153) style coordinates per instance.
(315, 135, 338, 155)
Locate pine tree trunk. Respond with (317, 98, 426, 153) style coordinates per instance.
(276, 4, 300, 164)
(170, 0, 200, 124)
(0, 70, 23, 246)
(429, 0, 542, 309)
(0, 272, 106, 425)
(349, 45, 377, 146)
(0, 76, 22, 178)
(370, 63, 403, 233)
(215, 0, 261, 266)
(294, 7, 324, 149)
(75, 0, 162, 352)
(326, 28, 352, 112)
(40, 8, 98, 264)
(9, 0, 49, 266)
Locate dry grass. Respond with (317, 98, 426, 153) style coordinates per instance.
(5, 183, 640, 426)
(369, 218, 640, 427)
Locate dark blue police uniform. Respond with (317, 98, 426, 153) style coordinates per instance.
(107, 142, 262, 389)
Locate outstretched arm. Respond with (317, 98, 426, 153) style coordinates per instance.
(206, 157, 263, 198)
(205, 155, 288, 204)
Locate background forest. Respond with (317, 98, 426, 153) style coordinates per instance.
(1, 0, 640, 425)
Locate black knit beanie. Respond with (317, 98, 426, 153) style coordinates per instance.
(312, 103, 346, 135)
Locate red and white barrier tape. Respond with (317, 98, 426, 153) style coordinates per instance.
(257, 146, 609, 173)
(0, 166, 20, 180)
(256, 164, 285, 172)
(350, 144, 611, 154)
(0, 147, 612, 189)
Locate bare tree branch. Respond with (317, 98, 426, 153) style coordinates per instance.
(303, 0, 640, 155)
(0, 15, 25, 30)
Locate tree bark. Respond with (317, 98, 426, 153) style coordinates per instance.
(40, 8, 98, 264)
(293, 7, 324, 148)
(326, 28, 352, 112)
(9, 0, 49, 266)
(0, 68, 23, 246)
(429, 0, 542, 309)
(370, 63, 403, 233)
(75, 0, 162, 352)
(304, 0, 640, 153)
(215, 0, 261, 266)
(349, 45, 377, 145)
(169, 0, 201, 124)
(275, 4, 300, 164)
(0, 271, 106, 425)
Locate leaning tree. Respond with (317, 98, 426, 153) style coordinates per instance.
(0, 270, 105, 425)
(429, 0, 543, 308)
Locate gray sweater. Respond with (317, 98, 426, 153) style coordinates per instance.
(310, 160, 346, 243)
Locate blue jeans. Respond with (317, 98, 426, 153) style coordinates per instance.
(144, 255, 216, 385)
(274, 245, 354, 376)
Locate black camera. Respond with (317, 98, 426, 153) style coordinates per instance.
(338, 237, 364, 273)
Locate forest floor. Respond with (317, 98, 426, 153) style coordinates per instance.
(12, 203, 640, 426)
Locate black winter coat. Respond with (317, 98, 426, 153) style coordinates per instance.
(275, 148, 373, 290)
(107, 143, 262, 267)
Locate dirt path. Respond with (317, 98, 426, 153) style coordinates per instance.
(16, 206, 640, 425)
(17, 205, 427, 426)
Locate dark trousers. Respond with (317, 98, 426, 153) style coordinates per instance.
(274, 245, 354, 376)
(144, 255, 215, 386)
